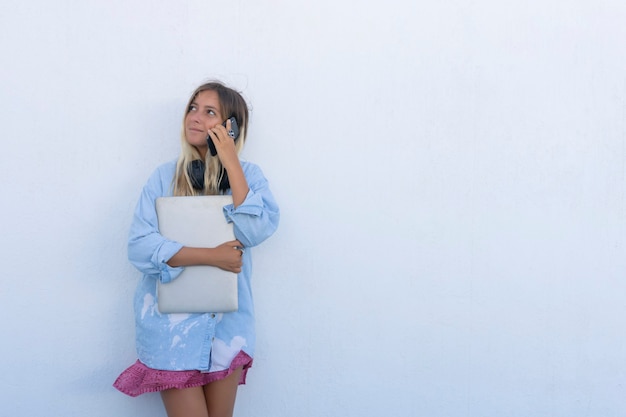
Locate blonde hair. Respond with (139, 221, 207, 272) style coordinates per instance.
(173, 81, 249, 196)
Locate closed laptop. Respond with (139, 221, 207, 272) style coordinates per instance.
(155, 195, 238, 314)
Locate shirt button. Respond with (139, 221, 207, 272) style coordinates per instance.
(211, 313, 216, 318)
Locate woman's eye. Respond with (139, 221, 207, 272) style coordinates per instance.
(207, 109, 216, 116)
(187, 104, 197, 112)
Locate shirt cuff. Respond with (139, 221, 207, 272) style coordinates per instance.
(222, 189, 263, 221)
(151, 240, 185, 284)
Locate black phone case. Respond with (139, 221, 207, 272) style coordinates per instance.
(207, 117, 239, 156)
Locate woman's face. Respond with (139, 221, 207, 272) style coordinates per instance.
(185, 89, 224, 151)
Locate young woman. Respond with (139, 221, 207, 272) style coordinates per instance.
(114, 81, 279, 417)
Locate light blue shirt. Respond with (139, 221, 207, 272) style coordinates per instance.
(128, 159, 279, 371)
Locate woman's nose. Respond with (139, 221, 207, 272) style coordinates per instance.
(189, 112, 201, 123)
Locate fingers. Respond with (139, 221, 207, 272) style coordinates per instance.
(208, 124, 228, 142)
(213, 240, 245, 272)
(208, 122, 236, 151)
(228, 257, 243, 273)
(218, 256, 243, 273)
(231, 242, 244, 257)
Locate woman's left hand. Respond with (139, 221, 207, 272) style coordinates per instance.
(207, 119, 239, 170)
(207, 119, 249, 207)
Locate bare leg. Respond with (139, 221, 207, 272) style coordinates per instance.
(203, 367, 243, 417)
(160, 386, 209, 417)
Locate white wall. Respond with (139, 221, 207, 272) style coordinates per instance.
(1, 1, 625, 416)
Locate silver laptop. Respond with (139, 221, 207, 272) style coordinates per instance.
(155, 195, 238, 313)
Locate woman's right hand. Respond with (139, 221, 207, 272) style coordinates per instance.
(211, 240, 244, 273)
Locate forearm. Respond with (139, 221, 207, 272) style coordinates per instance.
(166, 247, 216, 267)
(225, 163, 249, 208)
(221, 163, 280, 248)
(166, 241, 244, 273)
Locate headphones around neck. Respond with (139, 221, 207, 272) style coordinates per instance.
(188, 160, 230, 192)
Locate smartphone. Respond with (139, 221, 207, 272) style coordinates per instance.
(207, 117, 239, 156)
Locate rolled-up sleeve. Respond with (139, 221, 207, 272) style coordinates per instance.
(222, 162, 280, 248)
(128, 163, 184, 283)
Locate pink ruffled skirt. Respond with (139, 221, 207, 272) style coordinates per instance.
(113, 351, 253, 397)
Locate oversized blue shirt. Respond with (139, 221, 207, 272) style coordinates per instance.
(128, 159, 279, 371)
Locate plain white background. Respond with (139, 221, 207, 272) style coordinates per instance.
(1, 1, 625, 416)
